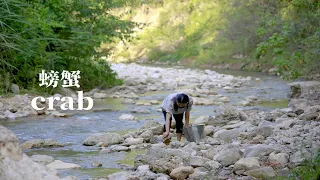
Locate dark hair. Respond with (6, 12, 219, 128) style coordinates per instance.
(177, 93, 189, 104)
(173, 93, 189, 111)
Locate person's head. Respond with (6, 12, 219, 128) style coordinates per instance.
(176, 93, 189, 108)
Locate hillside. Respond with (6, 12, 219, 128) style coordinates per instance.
(106, 0, 320, 79)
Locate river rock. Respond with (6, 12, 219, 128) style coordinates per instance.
(20, 138, 65, 149)
(268, 67, 279, 75)
(223, 86, 237, 93)
(141, 120, 163, 135)
(277, 119, 295, 130)
(0, 125, 61, 180)
(213, 128, 242, 142)
(107, 171, 133, 180)
(233, 157, 260, 173)
(245, 166, 276, 179)
(206, 137, 221, 145)
(169, 166, 194, 180)
(138, 129, 153, 142)
(244, 144, 276, 158)
(47, 160, 81, 170)
(93, 92, 109, 99)
(122, 98, 135, 104)
(125, 138, 144, 145)
(299, 112, 319, 121)
(110, 145, 130, 152)
(253, 126, 273, 137)
(61, 176, 78, 180)
(213, 106, 248, 124)
(30, 155, 55, 165)
(298, 105, 320, 121)
(82, 132, 123, 146)
(22, 106, 38, 116)
(204, 125, 214, 136)
(49, 111, 67, 117)
(121, 92, 139, 99)
(214, 148, 242, 166)
(268, 152, 289, 167)
(204, 160, 221, 171)
(288, 81, 320, 111)
(119, 114, 137, 120)
(290, 151, 306, 164)
(188, 167, 208, 180)
(131, 107, 151, 114)
(10, 84, 20, 93)
(91, 162, 102, 167)
(193, 116, 212, 125)
(134, 147, 188, 174)
(142, 120, 161, 129)
(192, 97, 218, 105)
(189, 156, 210, 168)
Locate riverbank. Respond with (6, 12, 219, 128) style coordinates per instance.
(0, 63, 319, 179)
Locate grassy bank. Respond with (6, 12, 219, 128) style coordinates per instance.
(277, 149, 320, 180)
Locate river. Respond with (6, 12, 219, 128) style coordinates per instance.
(0, 63, 293, 179)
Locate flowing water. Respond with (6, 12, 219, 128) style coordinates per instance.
(0, 65, 293, 179)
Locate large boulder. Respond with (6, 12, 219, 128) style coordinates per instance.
(82, 132, 123, 146)
(0, 125, 61, 180)
(288, 81, 320, 111)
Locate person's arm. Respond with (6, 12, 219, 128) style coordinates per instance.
(165, 112, 171, 133)
(185, 98, 193, 128)
(185, 111, 190, 128)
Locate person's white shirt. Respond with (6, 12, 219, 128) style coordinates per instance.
(161, 93, 193, 114)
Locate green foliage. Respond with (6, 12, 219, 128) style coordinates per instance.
(114, 0, 319, 79)
(276, 149, 320, 180)
(0, 0, 137, 94)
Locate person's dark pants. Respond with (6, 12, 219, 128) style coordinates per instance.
(162, 111, 184, 133)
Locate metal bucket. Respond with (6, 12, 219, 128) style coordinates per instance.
(183, 124, 205, 142)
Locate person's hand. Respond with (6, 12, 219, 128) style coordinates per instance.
(162, 131, 170, 139)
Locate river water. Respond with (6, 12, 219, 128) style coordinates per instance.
(0, 64, 293, 179)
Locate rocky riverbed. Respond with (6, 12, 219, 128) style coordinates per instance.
(0, 63, 319, 180)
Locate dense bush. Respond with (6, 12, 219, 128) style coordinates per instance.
(0, 0, 137, 94)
